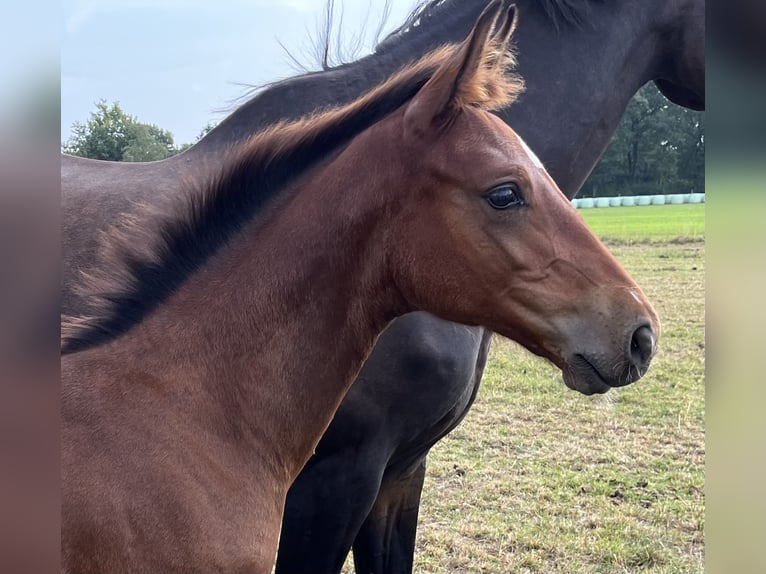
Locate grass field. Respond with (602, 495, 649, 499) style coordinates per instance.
(579, 203, 705, 244)
(347, 203, 706, 573)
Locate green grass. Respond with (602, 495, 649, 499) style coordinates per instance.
(579, 204, 705, 244)
(344, 205, 705, 573)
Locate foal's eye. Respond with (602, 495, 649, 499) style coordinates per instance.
(485, 183, 524, 210)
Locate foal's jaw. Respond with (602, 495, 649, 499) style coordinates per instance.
(480, 284, 659, 396)
(520, 255, 660, 395)
(503, 239, 660, 396)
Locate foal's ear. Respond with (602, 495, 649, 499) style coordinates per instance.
(404, 0, 523, 134)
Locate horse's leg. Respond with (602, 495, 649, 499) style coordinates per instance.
(351, 460, 427, 574)
(276, 314, 488, 574)
(275, 447, 387, 574)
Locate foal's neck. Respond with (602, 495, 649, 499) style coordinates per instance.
(116, 123, 408, 482)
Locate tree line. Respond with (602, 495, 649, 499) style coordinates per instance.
(63, 84, 704, 196)
(62, 100, 213, 162)
(580, 83, 704, 197)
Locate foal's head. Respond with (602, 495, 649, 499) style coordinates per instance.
(383, 1, 660, 394)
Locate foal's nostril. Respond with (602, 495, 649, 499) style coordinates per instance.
(630, 325, 655, 371)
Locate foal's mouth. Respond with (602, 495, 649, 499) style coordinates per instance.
(563, 355, 619, 396)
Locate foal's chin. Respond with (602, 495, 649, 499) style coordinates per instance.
(562, 368, 613, 396)
(561, 354, 649, 396)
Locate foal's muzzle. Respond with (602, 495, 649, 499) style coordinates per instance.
(563, 323, 658, 395)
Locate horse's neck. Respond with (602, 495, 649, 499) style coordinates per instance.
(105, 142, 405, 481)
(187, 0, 664, 198)
(186, 2, 486, 160)
(503, 1, 665, 196)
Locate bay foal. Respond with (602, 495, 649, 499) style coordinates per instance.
(61, 3, 659, 572)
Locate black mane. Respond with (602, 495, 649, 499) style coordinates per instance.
(378, 0, 595, 53)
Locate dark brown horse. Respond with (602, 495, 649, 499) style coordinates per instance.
(61, 3, 659, 572)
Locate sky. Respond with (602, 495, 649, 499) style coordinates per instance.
(61, 0, 419, 146)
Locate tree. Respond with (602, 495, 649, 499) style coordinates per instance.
(63, 100, 178, 162)
(122, 123, 176, 162)
(580, 84, 705, 197)
(674, 110, 705, 193)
